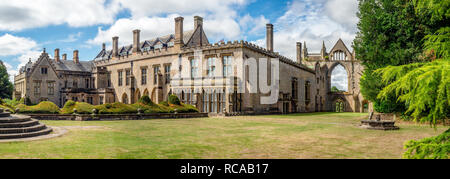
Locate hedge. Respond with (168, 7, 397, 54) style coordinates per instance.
(16, 101, 60, 114)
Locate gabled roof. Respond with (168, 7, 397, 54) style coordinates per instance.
(94, 29, 197, 61)
(329, 38, 351, 54)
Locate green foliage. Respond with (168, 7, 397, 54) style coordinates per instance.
(403, 128, 450, 159)
(423, 27, 450, 59)
(376, 59, 449, 125)
(3, 98, 24, 107)
(95, 102, 138, 114)
(331, 86, 341, 93)
(168, 94, 181, 105)
(16, 101, 60, 114)
(61, 100, 95, 114)
(0, 61, 13, 99)
(159, 101, 169, 106)
(138, 95, 153, 105)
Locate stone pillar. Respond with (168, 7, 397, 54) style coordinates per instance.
(174, 17, 184, 49)
(73, 50, 79, 63)
(112, 36, 119, 57)
(54, 48, 60, 63)
(132, 29, 140, 53)
(62, 53, 67, 60)
(296, 42, 302, 64)
(266, 24, 273, 52)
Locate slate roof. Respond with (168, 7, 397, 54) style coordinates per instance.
(94, 30, 195, 61)
(54, 60, 93, 72)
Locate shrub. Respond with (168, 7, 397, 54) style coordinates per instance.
(170, 103, 199, 113)
(3, 98, 24, 107)
(16, 101, 60, 114)
(168, 95, 181, 105)
(138, 95, 153, 105)
(61, 101, 95, 114)
(159, 101, 169, 106)
(403, 128, 450, 159)
(95, 102, 138, 114)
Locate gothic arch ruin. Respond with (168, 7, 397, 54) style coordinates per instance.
(303, 39, 368, 113)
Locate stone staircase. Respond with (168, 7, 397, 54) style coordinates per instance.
(0, 108, 52, 140)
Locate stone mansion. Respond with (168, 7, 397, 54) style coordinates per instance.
(13, 16, 368, 114)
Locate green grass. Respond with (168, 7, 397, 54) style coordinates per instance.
(0, 112, 446, 159)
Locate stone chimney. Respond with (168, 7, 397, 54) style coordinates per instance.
(194, 16, 203, 28)
(102, 43, 106, 51)
(132, 29, 141, 53)
(174, 17, 184, 49)
(62, 53, 67, 61)
(112, 36, 119, 57)
(54, 48, 60, 63)
(296, 42, 302, 64)
(73, 50, 79, 63)
(266, 24, 273, 52)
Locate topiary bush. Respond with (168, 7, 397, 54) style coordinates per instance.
(61, 100, 95, 114)
(159, 101, 169, 106)
(138, 95, 153, 105)
(16, 101, 60, 114)
(403, 128, 450, 159)
(95, 102, 138, 114)
(168, 94, 181, 105)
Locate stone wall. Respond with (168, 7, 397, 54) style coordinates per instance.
(26, 113, 208, 121)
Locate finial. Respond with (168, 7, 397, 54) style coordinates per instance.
(43, 48, 46, 53)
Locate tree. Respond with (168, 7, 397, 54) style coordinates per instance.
(354, 0, 429, 113)
(0, 60, 13, 99)
(331, 86, 341, 93)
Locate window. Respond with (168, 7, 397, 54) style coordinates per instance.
(142, 46, 151, 52)
(64, 80, 68, 88)
(141, 68, 147, 85)
(85, 78, 90, 88)
(34, 81, 41, 95)
(207, 57, 216, 77)
(126, 70, 131, 86)
(118, 71, 123, 86)
(47, 82, 55, 95)
(99, 96, 104, 105)
(190, 59, 198, 78)
(153, 66, 160, 85)
(305, 81, 311, 104)
(154, 44, 163, 49)
(164, 65, 171, 84)
(332, 50, 347, 61)
(223, 56, 232, 77)
(41, 67, 48, 74)
(73, 80, 78, 88)
(292, 78, 298, 100)
(87, 97, 93, 104)
(107, 73, 111, 87)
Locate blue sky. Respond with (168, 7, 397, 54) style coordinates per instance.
(0, 0, 357, 90)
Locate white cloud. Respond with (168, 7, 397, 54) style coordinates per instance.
(253, 0, 358, 60)
(239, 14, 269, 38)
(87, 0, 249, 47)
(0, 0, 120, 31)
(0, 34, 38, 56)
(0, 34, 41, 80)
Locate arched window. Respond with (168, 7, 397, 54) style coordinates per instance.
(122, 93, 128, 104)
(331, 64, 348, 92)
(332, 50, 347, 61)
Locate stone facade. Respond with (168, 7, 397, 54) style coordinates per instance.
(14, 16, 368, 114)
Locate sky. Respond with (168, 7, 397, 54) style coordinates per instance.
(0, 0, 358, 91)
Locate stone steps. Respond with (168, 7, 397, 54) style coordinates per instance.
(0, 110, 54, 140)
(0, 116, 32, 123)
(0, 119, 39, 128)
(0, 127, 53, 140)
(0, 124, 47, 134)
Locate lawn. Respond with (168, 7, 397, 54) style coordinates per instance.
(0, 112, 446, 159)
